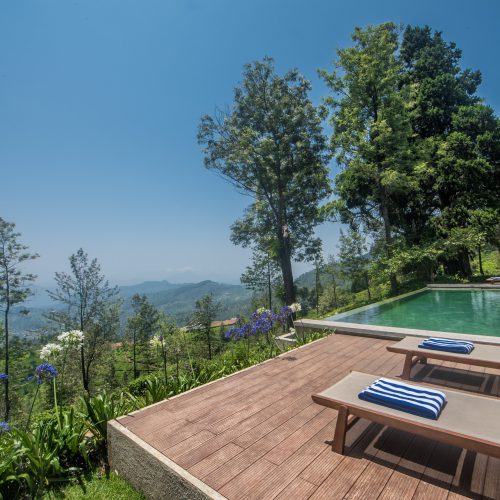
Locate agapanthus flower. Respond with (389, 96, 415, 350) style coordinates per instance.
(40, 343, 63, 360)
(0, 373, 8, 381)
(33, 363, 58, 384)
(289, 303, 302, 313)
(57, 329, 84, 347)
(274, 305, 293, 326)
(250, 314, 273, 335)
(225, 327, 239, 339)
(0, 422, 10, 432)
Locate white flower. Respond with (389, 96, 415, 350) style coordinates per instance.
(149, 335, 163, 348)
(40, 343, 63, 360)
(57, 330, 84, 347)
(289, 303, 302, 313)
(256, 307, 270, 314)
(289, 328, 296, 335)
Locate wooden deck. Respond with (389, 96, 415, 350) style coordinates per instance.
(115, 334, 500, 499)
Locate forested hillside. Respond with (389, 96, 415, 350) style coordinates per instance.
(8, 279, 253, 334)
(0, 20, 499, 498)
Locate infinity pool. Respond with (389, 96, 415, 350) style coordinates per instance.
(327, 289, 500, 336)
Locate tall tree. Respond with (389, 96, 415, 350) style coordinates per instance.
(240, 247, 280, 311)
(400, 26, 499, 277)
(338, 228, 372, 300)
(190, 294, 221, 360)
(321, 23, 413, 294)
(323, 255, 341, 310)
(0, 217, 38, 421)
(126, 294, 160, 378)
(47, 248, 119, 393)
(198, 57, 331, 305)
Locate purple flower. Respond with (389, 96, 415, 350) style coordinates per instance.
(0, 373, 8, 381)
(33, 363, 58, 384)
(0, 422, 10, 432)
(225, 327, 239, 339)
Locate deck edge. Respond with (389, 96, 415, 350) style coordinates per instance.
(108, 419, 228, 500)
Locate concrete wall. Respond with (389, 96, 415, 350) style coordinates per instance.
(108, 420, 226, 500)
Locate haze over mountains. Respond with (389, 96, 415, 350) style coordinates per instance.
(10, 279, 255, 336)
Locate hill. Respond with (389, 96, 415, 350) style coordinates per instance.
(8, 279, 253, 336)
(120, 280, 253, 325)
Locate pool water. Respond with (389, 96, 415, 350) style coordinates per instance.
(328, 289, 500, 336)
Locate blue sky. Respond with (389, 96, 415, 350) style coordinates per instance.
(1, 0, 499, 286)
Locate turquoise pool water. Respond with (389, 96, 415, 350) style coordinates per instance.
(327, 289, 500, 336)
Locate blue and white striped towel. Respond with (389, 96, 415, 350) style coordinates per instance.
(358, 378, 446, 420)
(418, 337, 474, 354)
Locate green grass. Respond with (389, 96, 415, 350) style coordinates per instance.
(43, 472, 145, 500)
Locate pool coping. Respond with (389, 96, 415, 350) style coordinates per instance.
(295, 284, 500, 345)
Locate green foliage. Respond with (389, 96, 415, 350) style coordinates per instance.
(43, 471, 145, 500)
(322, 23, 499, 285)
(240, 247, 281, 311)
(0, 217, 39, 422)
(198, 57, 331, 304)
(189, 294, 222, 360)
(80, 392, 135, 446)
(47, 249, 120, 393)
(0, 408, 91, 499)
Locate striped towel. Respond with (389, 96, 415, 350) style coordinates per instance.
(358, 378, 446, 420)
(418, 337, 474, 354)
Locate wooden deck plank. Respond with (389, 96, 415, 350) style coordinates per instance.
(273, 477, 317, 500)
(344, 428, 414, 499)
(218, 458, 277, 499)
(115, 333, 497, 500)
(482, 457, 500, 499)
(188, 443, 244, 479)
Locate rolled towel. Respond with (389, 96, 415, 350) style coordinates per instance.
(418, 337, 474, 354)
(358, 378, 446, 420)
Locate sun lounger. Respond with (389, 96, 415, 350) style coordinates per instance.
(387, 336, 500, 380)
(312, 371, 500, 457)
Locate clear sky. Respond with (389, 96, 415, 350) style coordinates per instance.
(1, 0, 499, 286)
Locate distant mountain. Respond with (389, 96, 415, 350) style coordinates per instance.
(120, 280, 253, 326)
(118, 280, 184, 298)
(295, 266, 348, 289)
(8, 279, 253, 336)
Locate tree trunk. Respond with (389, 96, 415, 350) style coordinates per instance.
(277, 228, 295, 305)
(478, 245, 484, 275)
(162, 348, 168, 389)
(365, 273, 371, 301)
(380, 190, 398, 295)
(315, 265, 320, 315)
(443, 248, 472, 278)
(206, 329, 212, 360)
(133, 328, 138, 378)
(4, 305, 10, 422)
(267, 259, 272, 311)
(80, 345, 89, 393)
(79, 313, 89, 392)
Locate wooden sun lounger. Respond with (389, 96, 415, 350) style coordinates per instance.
(312, 371, 500, 457)
(386, 337, 500, 380)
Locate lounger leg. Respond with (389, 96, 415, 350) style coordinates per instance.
(333, 405, 349, 454)
(402, 353, 412, 379)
